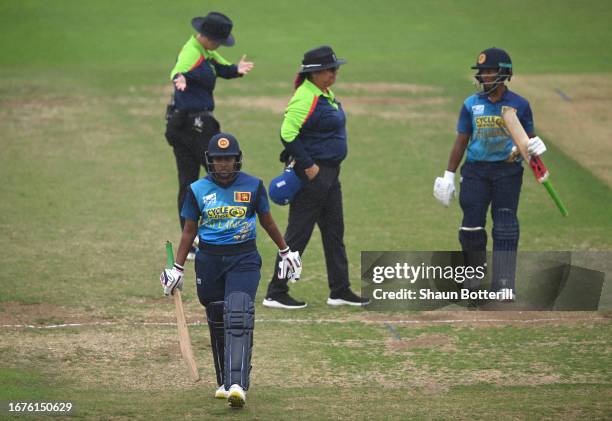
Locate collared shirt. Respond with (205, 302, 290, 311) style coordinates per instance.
(170, 36, 240, 112)
(181, 172, 269, 246)
(280, 79, 347, 169)
(457, 88, 534, 162)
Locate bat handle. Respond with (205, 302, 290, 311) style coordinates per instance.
(542, 180, 569, 217)
(166, 241, 174, 268)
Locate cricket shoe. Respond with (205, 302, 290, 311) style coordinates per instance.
(215, 385, 228, 399)
(227, 384, 246, 408)
(262, 293, 307, 309)
(327, 288, 370, 306)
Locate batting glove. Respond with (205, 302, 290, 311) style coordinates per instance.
(527, 136, 547, 157)
(160, 263, 184, 296)
(433, 171, 456, 207)
(278, 247, 302, 283)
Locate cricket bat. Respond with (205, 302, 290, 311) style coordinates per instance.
(501, 108, 569, 217)
(166, 241, 200, 382)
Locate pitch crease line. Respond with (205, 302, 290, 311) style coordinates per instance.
(1, 317, 606, 330)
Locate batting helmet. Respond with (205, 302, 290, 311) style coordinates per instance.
(472, 47, 513, 82)
(269, 168, 303, 205)
(205, 133, 243, 174)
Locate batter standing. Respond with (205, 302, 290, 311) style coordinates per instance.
(433, 48, 547, 300)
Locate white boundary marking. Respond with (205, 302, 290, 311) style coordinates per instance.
(0, 317, 607, 330)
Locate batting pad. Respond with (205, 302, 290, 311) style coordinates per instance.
(224, 292, 255, 390)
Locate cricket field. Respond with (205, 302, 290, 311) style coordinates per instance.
(1, 1, 611, 419)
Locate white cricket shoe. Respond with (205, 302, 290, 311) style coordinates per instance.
(215, 385, 228, 399)
(227, 384, 246, 408)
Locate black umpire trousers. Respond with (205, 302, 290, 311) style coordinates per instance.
(266, 164, 351, 297)
(165, 113, 220, 230)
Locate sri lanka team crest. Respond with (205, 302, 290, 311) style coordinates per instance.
(234, 192, 251, 202)
(218, 137, 230, 148)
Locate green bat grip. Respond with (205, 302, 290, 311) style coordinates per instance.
(166, 241, 175, 268)
(542, 180, 569, 217)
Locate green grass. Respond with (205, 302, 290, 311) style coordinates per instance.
(1, 0, 611, 418)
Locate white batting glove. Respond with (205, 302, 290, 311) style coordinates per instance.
(160, 263, 184, 296)
(278, 247, 302, 283)
(527, 136, 547, 156)
(433, 171, 456, 207)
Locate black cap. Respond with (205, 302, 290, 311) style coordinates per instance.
(208, 133, 241, 157)
(191, 12, 235, 47)
(299, 45, 346, 73)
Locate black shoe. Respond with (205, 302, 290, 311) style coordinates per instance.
(262, 293, 307, 309)
(327, 288, 370, 306)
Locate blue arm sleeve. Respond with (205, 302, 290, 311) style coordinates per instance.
(212, 60, 240, 79)
(255, 180, 270, 215)
(456, 104, 472, 134)
(180, 188, 201, 221)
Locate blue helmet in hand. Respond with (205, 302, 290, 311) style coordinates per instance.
(269, 168, 303, 205)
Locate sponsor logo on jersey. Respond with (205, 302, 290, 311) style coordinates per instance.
(206, 206, 247, 219)
(203, 193, 217, 207)
(475, 115, 504, 129)
(234, 192, 251, 203)
(472, 104, 485, 115)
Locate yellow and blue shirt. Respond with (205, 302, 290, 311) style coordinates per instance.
(181, 172, 269, 251)
(457, 89, 534, 162)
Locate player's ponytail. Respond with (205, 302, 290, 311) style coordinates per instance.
(293, 72, 307, 90)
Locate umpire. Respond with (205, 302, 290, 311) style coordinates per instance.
(262, 46, 369, 309)
(165, 11, 254, 258)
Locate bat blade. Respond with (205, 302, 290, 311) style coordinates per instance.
(166, 241, 200, 382)
(502, 107, 530, 162)
(173, 290, 201, 382)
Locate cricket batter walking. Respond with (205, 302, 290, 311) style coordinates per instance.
(160, 133, 301, 408)
(433, 48, 547, 300)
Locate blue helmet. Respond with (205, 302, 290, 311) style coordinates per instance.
(269, 168, 303, 205)
(472, 47, 513, 95)
(205, 133, 243, 173)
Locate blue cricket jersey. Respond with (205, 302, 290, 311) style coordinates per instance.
(457, 89, 534, 162)
(181, 172, 270, 246)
